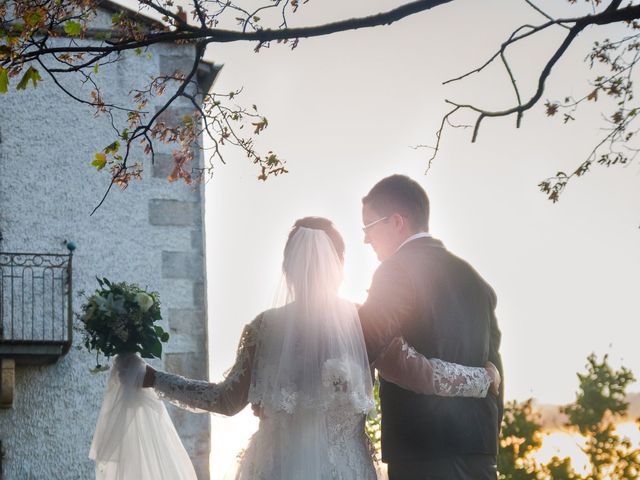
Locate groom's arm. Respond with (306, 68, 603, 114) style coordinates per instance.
(486, 284, 504, 433)
(487, 287, 505, 429)
(358, 259, 415, 363)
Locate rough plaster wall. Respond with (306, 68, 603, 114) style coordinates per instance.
(0, 24, 210, 479)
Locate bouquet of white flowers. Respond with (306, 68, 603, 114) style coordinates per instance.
(79, 277, 169, 369)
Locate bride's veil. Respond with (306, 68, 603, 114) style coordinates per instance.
(243, 225, 374, 479)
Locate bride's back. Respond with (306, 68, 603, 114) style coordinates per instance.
(230, 219, 377, 480)
(235, 301, 376, 480)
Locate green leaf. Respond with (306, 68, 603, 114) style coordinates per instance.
(149, 338, 162, 358)
(134, 47, 143, 56)
(16, 72, 29, 91)
(104, 141, 120, 154)
(64, 21, 82, 37)
(30, 68, 42, 88)
(0, 67, 8, 94)
(93, 63, 99, 74)
(16, 67, 42, 91)
(91, 152, 107, 170)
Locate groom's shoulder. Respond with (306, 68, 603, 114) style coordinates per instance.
(404, 239, 495, 288)
(370, 254, 411, 290)
(445, 250, 497, 300)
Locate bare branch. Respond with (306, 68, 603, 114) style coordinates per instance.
(445, 20, 588, 142)
(523, 0, 571, 29)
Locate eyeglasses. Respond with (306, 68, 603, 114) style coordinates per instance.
(362, 216, 389, 233)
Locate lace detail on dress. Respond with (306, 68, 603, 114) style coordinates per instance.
(154, 317, 261, 415)
(374, 336, 492, 398)
(431, 357, 491, 397)
(321, 357, 375, 414)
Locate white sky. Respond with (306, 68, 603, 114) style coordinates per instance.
(200, 1, 640, 477)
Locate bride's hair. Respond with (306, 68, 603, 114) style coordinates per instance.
(284, 217, 345, 263)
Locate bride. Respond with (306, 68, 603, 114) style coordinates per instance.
(120, 217, 498, 479)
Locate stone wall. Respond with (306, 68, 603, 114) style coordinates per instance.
(0, 8, 212, 478)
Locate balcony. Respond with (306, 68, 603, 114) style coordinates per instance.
(0, 252, 73, 365)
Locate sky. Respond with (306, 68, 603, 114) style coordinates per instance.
(198, 1, 640, 477)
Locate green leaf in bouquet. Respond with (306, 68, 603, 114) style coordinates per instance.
(149, 337, 162, 358)
(160, 331, 170, 343)
(142, 325, 156, 338)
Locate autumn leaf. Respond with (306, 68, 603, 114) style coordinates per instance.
(545, 101, 559, 116)
(612, 110, 624, 124)
(0, 45, 12, 61)
(252, 117, 268, 134)
(23, 8, 45, 27)
(587, 89, 598, 101)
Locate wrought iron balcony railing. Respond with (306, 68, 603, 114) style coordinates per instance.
(0, 252, 73, 365)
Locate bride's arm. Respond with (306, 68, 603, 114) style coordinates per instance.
(372, 337, 500, 397)
(146, 316, 261, 416)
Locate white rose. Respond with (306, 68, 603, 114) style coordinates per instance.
(135, 292, 154, 312)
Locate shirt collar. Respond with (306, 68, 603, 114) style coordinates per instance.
(396, 232, 432, 252)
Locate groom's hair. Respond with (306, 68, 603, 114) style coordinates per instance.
(285, 217, 345, 262)
(363, 175, 429, 231)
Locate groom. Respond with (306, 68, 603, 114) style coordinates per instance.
(358, 175, 504, 480)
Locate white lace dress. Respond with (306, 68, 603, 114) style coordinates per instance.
(153, 314, 491, 480)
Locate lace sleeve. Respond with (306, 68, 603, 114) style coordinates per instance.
(373, 337, 491, 397)
(154, 317, 261, 416)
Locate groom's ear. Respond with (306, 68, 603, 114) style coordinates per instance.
(391, 213, 405, 231)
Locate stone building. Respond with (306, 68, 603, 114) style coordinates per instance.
(0, 2, 215, 478)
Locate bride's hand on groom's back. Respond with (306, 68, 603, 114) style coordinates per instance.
(484, 361, 500, 396)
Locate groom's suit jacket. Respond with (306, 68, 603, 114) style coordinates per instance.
(359, 236, 504, 462)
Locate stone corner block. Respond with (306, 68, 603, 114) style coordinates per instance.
(165, 352, 207, 380)
(162, 251, 204, 280)
(149, 199, 201, 226)
(168, 308, 206, 336)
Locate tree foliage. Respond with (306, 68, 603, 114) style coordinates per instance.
(2, 0, 639, 207)
(499, 354, 640, 480)
(0, 0, 451, 211)
(364, 354, 640, 478)
(430, 0, 640, 202)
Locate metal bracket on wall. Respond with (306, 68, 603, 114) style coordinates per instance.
(0, 359, 15, 408)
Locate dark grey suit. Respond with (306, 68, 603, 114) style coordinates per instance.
(359, 236, 503, 480)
